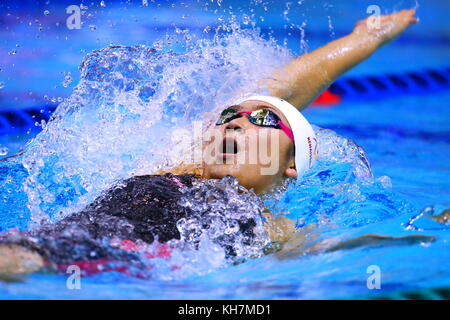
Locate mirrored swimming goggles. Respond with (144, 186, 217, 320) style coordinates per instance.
(215, 106, 294, 141)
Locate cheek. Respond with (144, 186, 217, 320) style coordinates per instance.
(254, 128, 283, 157)
(280, 138, 294, 165)
(202, 128, 222, 152)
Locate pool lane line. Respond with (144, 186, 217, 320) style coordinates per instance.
(0, 67, 449, 135)
(312, 67, 450, 107)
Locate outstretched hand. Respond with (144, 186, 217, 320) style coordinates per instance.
(353, 9, 418, 44)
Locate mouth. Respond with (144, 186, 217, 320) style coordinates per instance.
(220, 137, 239, 157)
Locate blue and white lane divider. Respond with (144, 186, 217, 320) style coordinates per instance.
(0, 67, 449, 136)
(329, 67, 450, 101)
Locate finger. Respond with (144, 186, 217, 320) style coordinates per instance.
(402, 9, 418, 21)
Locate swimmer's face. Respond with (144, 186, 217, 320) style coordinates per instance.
(202, 100, 297, 194)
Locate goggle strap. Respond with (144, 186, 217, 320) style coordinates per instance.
(278, 120, 294, 141)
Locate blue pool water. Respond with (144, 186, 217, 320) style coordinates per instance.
(0, 0, 449, 299)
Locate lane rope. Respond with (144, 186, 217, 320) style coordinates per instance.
(1, 67, 449, 135)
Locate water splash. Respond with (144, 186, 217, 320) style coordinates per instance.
(5, 24, 291, 226)
(148, 175, 270, 279)
(177, 176, 269, 261)
(263, 126, 413, 232)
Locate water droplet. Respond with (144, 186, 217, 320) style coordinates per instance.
(100, 1, 106, 7)
(44, 10, 50, 16)
(327, 15, 335, 38)
(0, 147, 8, 156)
(152, 40, 163, 51)
(175, 27, 188, 34)
(0, 82, 4, 89)
(8, 49, 17, 55)
(89, 25, 97, 31)
(62, 73, 73, 88)
(242, 14, 251, 25)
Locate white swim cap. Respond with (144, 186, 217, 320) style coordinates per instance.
(239, 95, 318, 179)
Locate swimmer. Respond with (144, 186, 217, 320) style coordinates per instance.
(1, 10, 430, 277)
(165, 9, 420, 193)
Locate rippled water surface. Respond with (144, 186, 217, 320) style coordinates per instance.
(0, 0, 449, 299)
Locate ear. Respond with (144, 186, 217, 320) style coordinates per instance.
(284, 158, 297, 178)
(284, 167, 297, 178)
(283, 145, 297, 178)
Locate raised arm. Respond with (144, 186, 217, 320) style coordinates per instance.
(267, 9, 418, 110)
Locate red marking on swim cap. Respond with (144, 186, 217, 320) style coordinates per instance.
(307, 137, 312, 168)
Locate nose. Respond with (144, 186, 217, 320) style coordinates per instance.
(223, 115, 248, 134)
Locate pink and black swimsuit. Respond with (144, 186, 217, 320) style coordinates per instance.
(0, 174, 260, 277)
